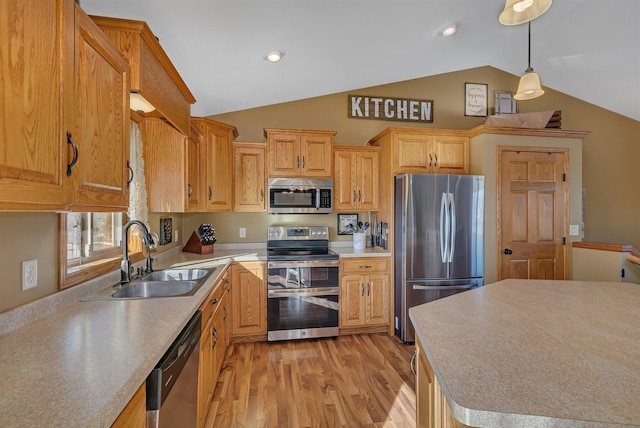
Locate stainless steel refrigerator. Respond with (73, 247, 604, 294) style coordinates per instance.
(394, 174, 484, 342)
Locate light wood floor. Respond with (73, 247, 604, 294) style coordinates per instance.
(204, 333, 417, 427)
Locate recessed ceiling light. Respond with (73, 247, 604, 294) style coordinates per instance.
(441, 25, 457, 37)
(263, 50, 285, 63)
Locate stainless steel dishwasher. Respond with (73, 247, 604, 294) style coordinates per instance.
(146, 310, 201, 428)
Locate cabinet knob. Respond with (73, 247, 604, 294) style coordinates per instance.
(503, 248, 513, 255)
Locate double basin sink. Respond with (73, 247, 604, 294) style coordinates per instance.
(83, 267, 218, 301)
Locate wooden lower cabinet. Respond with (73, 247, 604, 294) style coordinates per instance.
(231, 261, 267, 338)
(339, 257, 391, 332)
(197, 270, 231, 427)
(111, 382, 146, 428)
(416, 338, 470, 428)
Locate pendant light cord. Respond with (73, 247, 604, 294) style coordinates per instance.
(526, 21, 533, 72)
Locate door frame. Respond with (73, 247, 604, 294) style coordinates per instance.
(496, 145, 570, 281)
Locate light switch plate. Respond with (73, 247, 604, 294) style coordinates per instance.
(569, 224, 580, 236)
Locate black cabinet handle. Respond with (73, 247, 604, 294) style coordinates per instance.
(209, 186, 212, 201)
(66, 132, 78, 177)
(188, 183, 193, 197)
(126, 161, 134, 189)
(504, 248, 513, 255)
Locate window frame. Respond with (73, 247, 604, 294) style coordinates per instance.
(58, 213, 143, 289)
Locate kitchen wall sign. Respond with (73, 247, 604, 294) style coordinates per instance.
(464, 82, 488, 117)
(348, 95, 433, 123)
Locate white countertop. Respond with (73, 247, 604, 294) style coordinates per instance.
(409, 279, 640, 427)
(0, 243, 389, 426)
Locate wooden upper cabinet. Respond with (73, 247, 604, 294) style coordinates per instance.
(265, 128, 334, 178)
(192, 118, 238, 212)
(0, 0, 129, 211)
(70, 6, 130, 210)
(0, 0, 67, 210)
(139, 119, 188, 212)
(186, 125, 203, 212)
(334, 147, 379, 211)
(367, 127, 470, 176)
(393, 131, 469, 174)
(90, 16, 196, 136)
(233, 142, 266, 212)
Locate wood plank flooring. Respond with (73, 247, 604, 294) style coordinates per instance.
(205, 333, 416, 427)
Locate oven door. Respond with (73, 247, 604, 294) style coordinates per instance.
(267, 260, 339, 290)
(267, 288, 339, 341)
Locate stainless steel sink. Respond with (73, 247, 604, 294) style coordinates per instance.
(111, 280, 200, 298)
(82, 266, 219, 301)
(141, 268, 209, 282)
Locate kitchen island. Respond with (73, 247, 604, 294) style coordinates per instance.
(409, 279, 640, 427)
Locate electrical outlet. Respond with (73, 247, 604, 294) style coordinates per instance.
(22, 259, 38, 290)
(569, 224, 580, 236)
(174, 229, 179, 242)
(239, 227, 246, 238)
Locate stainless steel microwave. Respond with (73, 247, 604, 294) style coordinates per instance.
(267, 178, 333, 214)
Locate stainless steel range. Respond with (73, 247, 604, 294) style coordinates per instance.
(266, 225, 339, 341)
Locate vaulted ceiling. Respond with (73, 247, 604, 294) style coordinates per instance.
(80, 0, 640, 121)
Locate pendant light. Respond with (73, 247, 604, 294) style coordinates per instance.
(514, 21, 544, 100)
(499, 0, 552, 26)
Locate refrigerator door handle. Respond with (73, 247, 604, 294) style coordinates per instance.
(448, 192, 456, 263)
(412, 282, 479, 291)
(439, 193, 447, 263)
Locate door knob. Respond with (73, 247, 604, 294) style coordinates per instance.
(503, 248, 513, 255)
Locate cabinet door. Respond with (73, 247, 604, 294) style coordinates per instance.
(203, 125, 232, 211)
(197, 323, 213, 427)
(231, 262, 266, 336)
(268, 133, 301, 177)
(186, 131, 203, 211)
(394, 134, 433, 173)
(357, 150, 379, 211)
(300, 134, 332, 177)
(334, 150, 358, 210)
(233, 143, 266, 212)
(340, 274, 366, 327)
(0, 0, 68, 209)
(432, 135, 469, 174)
(71, 5, 129, 209)
(139, 119, 187, 212)
(366, 274, 389, 325)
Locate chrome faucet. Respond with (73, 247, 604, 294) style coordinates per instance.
(121, 220, 155, 283)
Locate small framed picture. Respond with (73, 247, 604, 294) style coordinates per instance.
(494, 90, 518, 115)
(465, 82, 488, 117)
(337, 213, 358, 235)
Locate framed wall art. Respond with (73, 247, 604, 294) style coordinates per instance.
(337, 213, 358, 235)
(464, 82, 488, 117)
(494, 90, 518, 114)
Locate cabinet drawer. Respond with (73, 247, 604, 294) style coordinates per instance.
(200, 278, 225, 330)
(341, 258, 390, 274)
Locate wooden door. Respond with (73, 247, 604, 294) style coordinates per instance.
(268, 133, 300, 177)
(357, 150, 379, 211)
(233, 143, 266, 212)
(366, 274, 389, 325)
(72, 5, 129, 209)
(140, 119, 187, 212)
(203, 125, 232, 211)
(186, 131, 202, 211)
(0, 0, 68, 210)
(231, 262, 266, 335)
(333, 150, 357, 210)
(431, 135, 469, 174)
(340, 275, 366, 327)
(393, 133, 432, 173)
(499, 149, 568, 280)
(300, 134, 332, 177)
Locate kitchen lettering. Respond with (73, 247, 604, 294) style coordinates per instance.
(348, 95, 433, 123)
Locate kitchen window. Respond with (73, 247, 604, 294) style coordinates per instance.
(59, 212, 143, 289)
